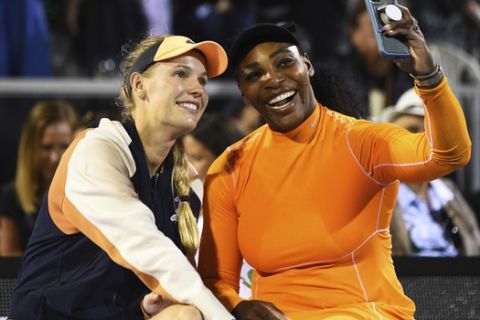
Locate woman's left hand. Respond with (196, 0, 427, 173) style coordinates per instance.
(381, 5, 436, 76)
(142, 292, 172, 317)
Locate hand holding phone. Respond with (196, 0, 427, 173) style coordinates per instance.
(364, 0, 410, 58)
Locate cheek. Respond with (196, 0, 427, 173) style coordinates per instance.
(203, 92, 209, 106)
(242, 87, 262, 109)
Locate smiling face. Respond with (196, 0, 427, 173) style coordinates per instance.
(236, 42, 317, 132)
(132, 50, 209, 138)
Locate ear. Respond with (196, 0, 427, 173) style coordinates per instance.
(303, 52, 315, 77)
(130, 72, 146, 99)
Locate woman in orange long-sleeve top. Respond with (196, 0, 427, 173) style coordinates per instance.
(198, 6, 471, 320)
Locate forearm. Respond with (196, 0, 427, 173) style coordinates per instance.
(417, 76, 471, 168)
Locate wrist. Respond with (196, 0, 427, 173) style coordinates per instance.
(409, 64, 445, 89)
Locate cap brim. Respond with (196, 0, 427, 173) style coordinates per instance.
(153, 37, 228, 78)
(192, 41, 228, 78)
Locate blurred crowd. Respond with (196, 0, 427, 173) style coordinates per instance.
(1, 0, 480, 259)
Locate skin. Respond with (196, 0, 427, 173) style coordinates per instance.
(0, 121, 74, 256)
(237, 43, 316, 133)
(39, 121, 75, 190)
(129, 49, 209, 317)
(183, 134, 216, 182)
(232, 5, 436, 320)
(130, 50, 209, 176)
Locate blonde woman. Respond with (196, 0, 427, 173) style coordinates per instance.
(0, 100, 77, 256)
(8, 35, 233, 320)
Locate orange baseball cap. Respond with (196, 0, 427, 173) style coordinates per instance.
(125, 35, 228, 93)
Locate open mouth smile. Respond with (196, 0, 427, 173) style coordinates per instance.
(267, 90, 297, 109)
(177, 101, 200, 113)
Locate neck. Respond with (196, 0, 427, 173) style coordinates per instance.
(135, 122, 177, 176)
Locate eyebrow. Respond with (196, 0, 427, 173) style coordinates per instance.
(171, 63, 208, 77)
(241, 46, 295, 71)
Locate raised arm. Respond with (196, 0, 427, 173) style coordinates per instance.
(348, 5, 471, 184)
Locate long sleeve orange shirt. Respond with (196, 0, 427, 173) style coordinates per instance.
(198, 78, 471, 319)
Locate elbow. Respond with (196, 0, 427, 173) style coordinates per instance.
(457, 144, 471, 168)
(431, 142, 471, 171)
(455, 136, 472, 168)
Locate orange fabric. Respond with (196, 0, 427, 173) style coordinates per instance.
(198, 78, 471, 319)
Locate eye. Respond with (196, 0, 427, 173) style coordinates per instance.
(278, 57, 293, 67)
(198, 76, 208, 87)
(244, 70, 261, 82)
(173, 69, 189, 79)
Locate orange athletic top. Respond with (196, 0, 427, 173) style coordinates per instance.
(198, 78, 471, 319)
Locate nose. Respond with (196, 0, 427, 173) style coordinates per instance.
(262, 70, 285, 89)
(188, 78, 205, 98)
(49, 149, 62, 164)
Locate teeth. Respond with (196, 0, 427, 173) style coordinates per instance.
(178, 102, 198, 112)
(268, 91, 295, 105)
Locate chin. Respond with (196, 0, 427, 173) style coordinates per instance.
(179, 119, 198, 134)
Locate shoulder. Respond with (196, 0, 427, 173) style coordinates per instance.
(68, 119, 136, 177)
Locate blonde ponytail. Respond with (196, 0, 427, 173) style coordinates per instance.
(172, 141, 199, 256)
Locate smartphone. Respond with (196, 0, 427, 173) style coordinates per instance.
(364, 0, 410, 58)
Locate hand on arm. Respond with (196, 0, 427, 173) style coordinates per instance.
(232, 300, 288, 320)
(141, 292, 173, 318)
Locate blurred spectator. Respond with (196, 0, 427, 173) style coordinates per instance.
(252, 0, 291, 23)
(44, 0, 148, 77)
(468, 191, 480, 222)
(382, 88, 480, 256)
(173, 0, 255, 51)
(407, 0, 480, 62)
(141, 0, 173, 35)
(183, 113, 244, 181)
(230, 102, 263, 135)
(336, 0, 412, 119)
(0, 0, 52, 76)
(0, 100, 78, 256)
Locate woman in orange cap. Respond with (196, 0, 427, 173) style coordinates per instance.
(8, 34, 233, 320)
